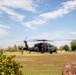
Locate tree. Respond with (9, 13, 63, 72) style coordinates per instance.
(6, 46, 13, 52)
(71, 40, 76, 51)
(6, 45, 19, 52)
(58, 46, 64, 51)
(63, 45, 70, 52)
(13, 44, 19, 52)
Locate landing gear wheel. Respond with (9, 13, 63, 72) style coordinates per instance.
(50, 52, 52, 54)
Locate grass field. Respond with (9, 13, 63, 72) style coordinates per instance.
(4, 51, 76, 75)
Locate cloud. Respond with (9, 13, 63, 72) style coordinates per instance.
(22, 22, 36, 29)
(0, 0, 38, 21)
(23, 0, 76, 28)
(0, 24, 11, 29)
(0, 0, 38, 12)
(22, 17, 47, 29)
(40, 0, 76, 19)
(69, 31, 76, 34)
(31, 31, 76, 40)
(0, 24, 11, 37)
(0, 6, 25, 21)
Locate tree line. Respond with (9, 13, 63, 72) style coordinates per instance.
(59, 40, 76, 52)
(6, 44, 20, 52)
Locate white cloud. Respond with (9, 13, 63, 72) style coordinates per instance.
(23, 0, 76, 28)
(22, 18, 46, 29)
(0, 24, 11, 29)
(0, 0, 39, 21)
(22, 22, 36, 29)
(0, 6, 25, 21)
(40, 0, 76, 19)
(69, 31, 76, 34)
(0, 24, 11, 37)
(0, 0, 38, 12)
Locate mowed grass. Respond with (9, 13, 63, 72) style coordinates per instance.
(4, 51, 76, 75)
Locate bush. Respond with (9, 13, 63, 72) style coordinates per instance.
(0, 50, 23, 75)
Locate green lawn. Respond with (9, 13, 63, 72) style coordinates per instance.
(4, 52, 76, 75)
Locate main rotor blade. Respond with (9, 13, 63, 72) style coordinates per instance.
(52, 39, 76, 41)
(17, 38, 76, 42)
(32, 39, 54, 42)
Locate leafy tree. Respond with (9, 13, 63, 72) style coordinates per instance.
(6, 45, 19, 52)
(71, 40, 76, 51)
(13, 44, 19, 52)
(58, 46, 64, 51)
(6, 46, 13, 52)
(63, 45, 70, 51)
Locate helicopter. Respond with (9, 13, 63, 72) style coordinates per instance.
(18, 39, 57, 54)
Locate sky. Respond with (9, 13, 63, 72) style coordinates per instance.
(0, 0, 76, 48)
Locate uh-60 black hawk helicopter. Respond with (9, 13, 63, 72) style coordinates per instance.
(18, 39, 57, 54)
